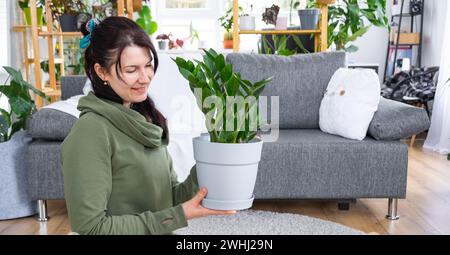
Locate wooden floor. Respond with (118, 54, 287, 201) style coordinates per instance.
(1, 138, 449, 235)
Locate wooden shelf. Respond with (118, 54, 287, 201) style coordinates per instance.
(39, 31, 82, 37)
(232, 0, 333, 52)
(239, 30, 321, 35)
(12, 25, 46, 32)
(13, 0, 134, 108)
(41, 87, 61, 97)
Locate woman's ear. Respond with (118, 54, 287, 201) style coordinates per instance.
(94, 63, 107, 81)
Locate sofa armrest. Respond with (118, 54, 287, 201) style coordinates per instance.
(368, 97, 430, 140)
(26, 108, 77, 141)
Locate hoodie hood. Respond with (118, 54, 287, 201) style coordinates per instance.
(77, 92, 167, 148)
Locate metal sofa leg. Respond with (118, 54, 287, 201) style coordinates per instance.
(37, 200, 49, 222)
(386, 198, 400, 220)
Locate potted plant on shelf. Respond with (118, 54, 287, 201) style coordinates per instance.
(262, 4, 279, 28)
(173, 49, 272, 210)
(136, 5, 158, 37)
(156, 34, 169, 50)
(50, 0, 88, 32)
(239, 13, 255, 31)
(297, 0, 321, 30)
(218, 5, 243, 49)
(18, 0, 45, 26)
(0, 66, 48, 220)
(239, 5, 256, 31)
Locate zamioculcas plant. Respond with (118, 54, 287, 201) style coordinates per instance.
(173, 49, 273, 210)
(0, 66, 48, 142)
(173, 48, 272, 143)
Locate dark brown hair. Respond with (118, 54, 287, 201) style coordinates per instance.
(82, 16, 167, 137)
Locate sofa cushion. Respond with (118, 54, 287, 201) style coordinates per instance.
(26, 108, 77, 141)
(256, 129, 408, 199)
(61, 75, 87, 100)
(368, 97, 430, 140)
(226, 52, 346, 129)
(319, 68, 380, 140)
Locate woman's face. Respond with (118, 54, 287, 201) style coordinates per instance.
(96, 45, 155, 107)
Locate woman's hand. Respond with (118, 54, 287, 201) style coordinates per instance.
(181, 188, 236, 220)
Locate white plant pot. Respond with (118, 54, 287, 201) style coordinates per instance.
(0, 131, 37, 220)
(239, 16, 256, 31)
(193, 134, 263, 210)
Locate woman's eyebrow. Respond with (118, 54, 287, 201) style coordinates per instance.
(123, 60, 153, 68)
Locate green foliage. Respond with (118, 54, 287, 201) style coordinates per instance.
(136, 5, 158, 36)
(327, 0, 388, 52)
(218, 5, 243, 32)
(0, 66, 48, 142)
(173, 49, 272, 143)
(259, 34, 310, 56)
(40, 60, 61, 80)
(50, 0, 87, 16)
(18, 0, 45, 10)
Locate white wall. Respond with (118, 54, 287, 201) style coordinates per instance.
(348, 0, 447, 81)
(346, 2, 391, 81)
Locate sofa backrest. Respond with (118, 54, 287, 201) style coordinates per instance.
(61, 75, 87, 100)
(226, 52, 346, 129)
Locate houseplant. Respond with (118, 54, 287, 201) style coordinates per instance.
(18, 0, 45, 26)
(136, 5, 158, 37)
(259, 34, 309, 56)
(262, 4, 279, 27)
(50, 0, 88, 32)
(327, 0, 388, 52)
(156, 34, 169, 50)
(0, 66, 47, 220)
(297, 0, 320, 30)
(173, 49, 272, 210)
(218, 5, 243, 49)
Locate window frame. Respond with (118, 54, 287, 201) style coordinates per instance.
(155, 0, 220, 19)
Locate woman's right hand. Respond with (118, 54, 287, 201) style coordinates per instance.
(181, 188, 236, 220)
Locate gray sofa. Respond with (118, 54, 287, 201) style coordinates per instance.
(26, 52, 430, 222)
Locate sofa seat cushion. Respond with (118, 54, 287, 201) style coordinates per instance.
(368, 97, 430, 140)
(26, 108, 77, 141)
(256, 129, 408, 199)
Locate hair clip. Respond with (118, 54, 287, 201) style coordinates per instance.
(80, 18, 100, 49)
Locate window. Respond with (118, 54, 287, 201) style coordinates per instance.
(152, 0, 223, 49)
(165, 0, 207, 9)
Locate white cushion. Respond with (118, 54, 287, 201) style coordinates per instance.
(83, 79, 93, 95)
(319, 68, 381, 141)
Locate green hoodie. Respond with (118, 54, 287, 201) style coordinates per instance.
(61, 92, 199, 235)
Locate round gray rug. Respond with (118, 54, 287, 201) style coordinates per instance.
(175, 210, 364, 235)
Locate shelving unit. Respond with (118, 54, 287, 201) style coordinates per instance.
(232, 0, 334, 53)
(12, 0, 134, 108)
(383, 0, 424, 82)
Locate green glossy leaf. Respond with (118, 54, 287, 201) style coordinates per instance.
(220, 64, 232, 83)
(3, 66, 24, 83)
(9, 96, 32, 117)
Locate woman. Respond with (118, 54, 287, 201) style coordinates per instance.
(61, 17, 235, 235)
